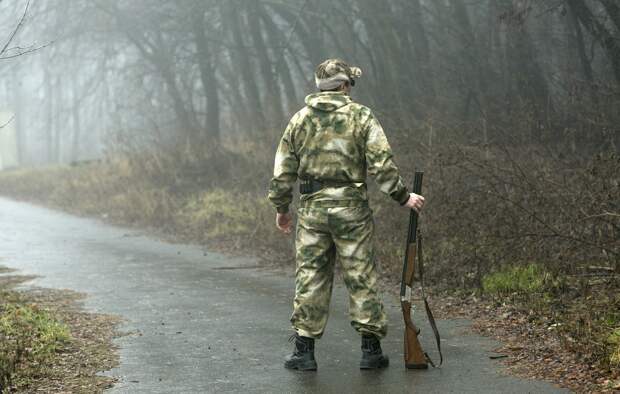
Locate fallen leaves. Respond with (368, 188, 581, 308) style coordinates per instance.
(435, 294, 620, 393)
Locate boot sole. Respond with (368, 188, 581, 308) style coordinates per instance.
(360, 357, 389, 370)
(284, 360, 318, 371)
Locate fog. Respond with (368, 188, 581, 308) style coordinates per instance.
(1, 0, 618, 165)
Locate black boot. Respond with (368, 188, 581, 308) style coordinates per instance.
(360, 334, 389, 369)
(284, 333, 318, 371)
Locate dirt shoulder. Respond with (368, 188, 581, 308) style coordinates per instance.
(0, 268, 120, 393)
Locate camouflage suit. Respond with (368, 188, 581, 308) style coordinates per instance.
(268, 90, 409, 340)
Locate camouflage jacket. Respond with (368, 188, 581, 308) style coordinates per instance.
(268, 91, 409, 213)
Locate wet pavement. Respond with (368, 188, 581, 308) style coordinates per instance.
(0, 197, 569, 393)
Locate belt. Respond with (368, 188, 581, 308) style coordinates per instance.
(299, 178, 365, 195)
(299, 199, 368, 208)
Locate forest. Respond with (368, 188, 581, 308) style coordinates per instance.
(1, 0, 617, 160)
(0, 0, 618, 390)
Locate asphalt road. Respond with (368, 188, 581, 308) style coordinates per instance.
(0, 197, 569, 393)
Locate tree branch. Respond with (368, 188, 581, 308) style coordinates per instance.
(0, 0, 31, 57)
(0, 115, 14, 129)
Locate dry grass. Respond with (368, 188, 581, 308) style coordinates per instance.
(0, 269, 120, 393)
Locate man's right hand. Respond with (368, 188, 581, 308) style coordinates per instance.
(404, 193, 425, 212)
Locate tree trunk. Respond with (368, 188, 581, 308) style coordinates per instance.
(503, 0, 551, 122)
(152, 32, 201, 143)
(10, 66, 24, 165)
(227, 1, 266, 133)
(599, 0, 620, 32)
(70, 78, 81, 163)
(408, 0, 436, 106)
(248, 1, 284, 126)
(569, 0, 620, 84)
(568, 3, 596, 100)
(191, 7, 221, 143)
(258, 9, 298, 115)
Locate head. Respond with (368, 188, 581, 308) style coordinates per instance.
(314, 58, 362, 94)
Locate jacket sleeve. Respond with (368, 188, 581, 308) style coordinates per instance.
(268, 117, 300, 213)
(364, 114, 409, 205)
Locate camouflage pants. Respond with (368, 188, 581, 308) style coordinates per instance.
(291, 204, 387, 339)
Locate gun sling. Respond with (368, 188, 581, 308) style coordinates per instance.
(418, 233, 443, 368)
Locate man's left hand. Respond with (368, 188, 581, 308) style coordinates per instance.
(276, 212, 293, 234)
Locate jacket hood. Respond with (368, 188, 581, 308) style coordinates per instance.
(305, 92, 352, 112)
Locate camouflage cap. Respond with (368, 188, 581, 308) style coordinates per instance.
(314, 58, 362, 90)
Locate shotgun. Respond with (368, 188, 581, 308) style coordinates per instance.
(400, 171, 443, 369)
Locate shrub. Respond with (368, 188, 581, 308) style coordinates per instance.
(482, 264, 547, 296)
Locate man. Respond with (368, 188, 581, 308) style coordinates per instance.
(268, 59, 425, 371)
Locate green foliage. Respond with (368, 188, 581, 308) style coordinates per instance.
(0, 303, 70, 390)
(482, 264, 547, 296)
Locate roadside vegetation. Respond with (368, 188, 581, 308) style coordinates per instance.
(482, 265, 619, 387)
(0, 268, 119, 393)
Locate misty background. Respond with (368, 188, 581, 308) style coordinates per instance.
(1, 0, 618, 164)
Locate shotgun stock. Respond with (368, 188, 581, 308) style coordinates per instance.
(400, 171, 428, 369)
(402, 299, 428, 368)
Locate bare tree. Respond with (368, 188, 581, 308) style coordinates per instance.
(3, 0, 619, 161)
(1, 0, 49, 61)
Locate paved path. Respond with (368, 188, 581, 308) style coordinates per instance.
(0, 197, 569, 393)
